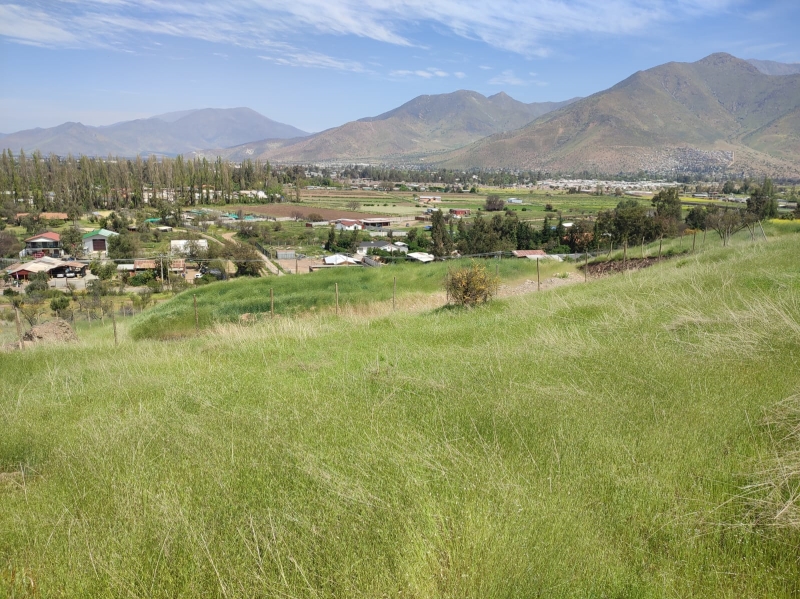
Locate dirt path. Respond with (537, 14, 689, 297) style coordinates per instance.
(221, 230, 282, 276)
(497, 272, 584, 298)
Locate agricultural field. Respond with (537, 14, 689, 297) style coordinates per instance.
(2, 225, 800, 596)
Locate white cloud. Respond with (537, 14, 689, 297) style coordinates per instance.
(454, 71, 466, 79)
(0, 0, 736, 59)
(259, 52, 366, 72)
(488, 69, 525, 86)
(390, 67, 450, 79)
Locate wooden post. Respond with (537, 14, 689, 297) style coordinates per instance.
(270, 288, 274, 318)
(112, 309, 118, 347)
(680, 231, 684, 248)
(658, 236, 663, 260)
(758, 220, 768, 241)
(536, 258, 540, 291)
(295, 257, 298, 274)
(607, 241, 613, 258)
(14, 306, 23, 351)
(702, 228, 706, 246)
(641, 237, 644, 259)
(335, 283, 339, 315)
(194, 294, 199, 331)
(692, 231, 697, 252)
(584, 251, 588, 282)
(623, 240, 628, 270)
(393, 276, 396, 312)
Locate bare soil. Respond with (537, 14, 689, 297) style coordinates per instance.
(583, 257, 663, 277)
(22, 319, 78, 344)
(227, 205, 384, 221)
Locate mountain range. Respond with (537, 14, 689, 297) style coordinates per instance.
(437, 54, 800, 177)
(205, 92, 579, 163)
(0, 108, 308, 157)
(2, 54, 800, 176)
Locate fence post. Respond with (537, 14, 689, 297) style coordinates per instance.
(623, 240, 628, 270)
(335, 283, 339, 315)
(270, 288, 274, 318)
(658, 236, 663, 260)
(14, 306, 23, 351)
(112, 309, 118, 347)
(194, 294, 199, 331)
(692, 231, 697, 252)
(536, 258, 540, 291)
(393, 276, 396, 312)
(584, 251, 588, 282)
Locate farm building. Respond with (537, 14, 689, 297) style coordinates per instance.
(5, 256, 85, 280)
(360, 218, 395, 229)
(82, 229, 119, 256)
(357, 242, 408, 256)
(449, 209, 471, 217)
(507, 198, 523, 204)
(335, 219, 363, 231)
(407, 252, 435, 263)
(512, 249, 547, 259)
(323, 254, 359, 266)
(418, 195, 442, 203)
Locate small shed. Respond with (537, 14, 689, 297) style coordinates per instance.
(82, 229, 119, 255)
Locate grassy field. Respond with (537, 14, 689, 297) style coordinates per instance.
(129, 258, 575, 340)
(2, 230, 800, 596)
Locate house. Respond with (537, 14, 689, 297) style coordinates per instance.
(512, 249, 547, 259)
(407, 252, 435, 263)
(170, 239, 209, 256)
(6, 256, 85, 280)
(22, 231, 62, 257)
(419, 195, 442, 203)
(323, 254, 359, 266)
(356, 241, 408, 256)
(360, 218, 394, 229)
(507, 198, 523, 204)
(335, 219, 363, 231)
(449, 209, 471, 217)
(82, 229, 119, 256)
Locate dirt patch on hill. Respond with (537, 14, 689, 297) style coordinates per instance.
(583, 257, 664, 277)
(498, 272, 584, 297)
(227, 205, 385, 221)
(23, 319, 78, 344)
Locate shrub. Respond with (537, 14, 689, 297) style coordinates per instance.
(444, 261, 499, 307)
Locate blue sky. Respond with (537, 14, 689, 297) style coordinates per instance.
(1, 0, 799, 134)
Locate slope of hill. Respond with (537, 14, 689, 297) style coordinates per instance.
(439, 54, 800, 176)
(212, 91, 578, 163)
(1, 108, 309, 157)
(748, 58, 800, 76)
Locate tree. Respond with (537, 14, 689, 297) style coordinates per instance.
(484, 195, 505, 211)
(430, 210, 452, 257)
(346, 200, 361, 212)
(107, 233, 138, 260)
(0, 231, 23, 257)
(651, 188, 682, 221)
(746, 177, 778, 220)
(50, 295, 71, 319)
(685, 205, 707, 230)
(231, 243, 264, 277)
(705, 207, 749, 246)
(444, 262, 499, 307)
(60, 226, 84, 258)
(325, 226, 336, 251)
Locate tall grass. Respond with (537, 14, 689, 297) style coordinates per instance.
(130, 258, 573, 340)
(2, 235, 800, 596)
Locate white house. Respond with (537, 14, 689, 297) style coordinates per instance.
(82, 229, 119, 256)
(357, 241, 408, 256)
(407, 252, 435, 263)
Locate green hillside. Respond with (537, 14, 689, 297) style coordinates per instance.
(2, 231, 800, 596)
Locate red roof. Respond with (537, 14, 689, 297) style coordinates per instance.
(512, 249, 547, 257)
(24, 231, 61, 242)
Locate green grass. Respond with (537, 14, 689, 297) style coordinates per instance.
(129, 258, 573, 340)
(2, 233, 800, 596)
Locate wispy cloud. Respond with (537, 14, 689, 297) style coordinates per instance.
(260, 51, 366, 72)
(390, 67, 450, 79)
(488, 70, 525, 86)
(0, 0, 737, 60)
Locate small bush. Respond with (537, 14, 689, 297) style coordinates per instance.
(444, 261, 499, 307)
